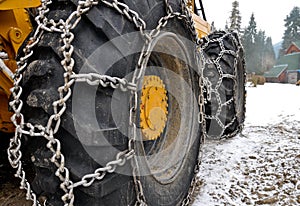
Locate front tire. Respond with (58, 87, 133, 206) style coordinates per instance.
(19, 0, 203, 205)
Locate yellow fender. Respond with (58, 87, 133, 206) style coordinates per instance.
(0, 0, 40, 10)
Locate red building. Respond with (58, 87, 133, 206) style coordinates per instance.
(265, 41, 300, 84)
(286, 41, 300, 54)
(264, 65, 287, 83)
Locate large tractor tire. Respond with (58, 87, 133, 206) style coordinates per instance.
(201, 30, 246, 139)
(19, 0, 202, 205)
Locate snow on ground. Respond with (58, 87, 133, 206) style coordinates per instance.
(193, 83, 300, 206)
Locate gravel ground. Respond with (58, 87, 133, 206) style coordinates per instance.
(193, 123, 300, 206)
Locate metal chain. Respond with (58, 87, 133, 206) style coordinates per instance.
(178, 0, 209, 204)
(70, 73, 137, 91)
(0, 51, 8, 59)
(8, 0, 52, 204)
(225, 31, 246, 139)
(70, 149, 134, 189)
(128, 0, 205, 204)
(181, 0, 200, 44)
(180, 42, 206, 206)
(180, 30, 247, 206)
(7, 0, 206, 205)
(7, 0, 139, 205)
(199, 31, 246, 139)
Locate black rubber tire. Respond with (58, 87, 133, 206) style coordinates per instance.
(20, 0, 202, 205)
(201, 30, 246, 139)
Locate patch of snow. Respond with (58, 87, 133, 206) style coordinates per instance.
(193, 83, 300, 205)
(245, 83, 300, 126)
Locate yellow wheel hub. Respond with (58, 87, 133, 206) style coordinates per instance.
(140, 75, 168, 141)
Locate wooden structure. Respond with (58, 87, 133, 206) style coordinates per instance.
(286, 41, 300, 54)
(265, 41, 300, 84)
(264, 65, 287, 83)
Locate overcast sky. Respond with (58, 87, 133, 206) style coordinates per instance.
(202, 0, 300, 44)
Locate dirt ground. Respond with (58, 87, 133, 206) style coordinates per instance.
(0, 136, 31, 206)
(0, 180, 31, 206)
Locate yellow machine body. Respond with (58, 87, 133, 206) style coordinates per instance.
(187, 0, 211, 38)
(0, 0, 209, 134)
(192, 13, 211, 38)
(0, 0, 40, 133)
(0, 0, 40, 54)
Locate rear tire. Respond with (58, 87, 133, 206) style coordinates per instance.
(19, 0, 202, 205)
(201, 30, 246, 139)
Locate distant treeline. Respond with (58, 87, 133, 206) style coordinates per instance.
(212, 1, 300, 75)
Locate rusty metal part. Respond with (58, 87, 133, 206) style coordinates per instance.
(186, 0, 194, 11)
(140, 75, 168, 141)
(0, 92, 14, 132)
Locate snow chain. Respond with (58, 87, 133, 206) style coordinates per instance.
(199, 31, 246, 139)
(7, 0, 204, 205)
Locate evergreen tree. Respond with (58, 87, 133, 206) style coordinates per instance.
(225, 20, 229, 31)
(210, 21, 216, 32)
(242, 13, 275, 74)
(242, 14, 275, 74)
(254, 30, 266, 74)
(242, 13, 257, 74)
(280, 6, 300, 56)
(264, 37, 276, 70)
(229, 1, 242, 32)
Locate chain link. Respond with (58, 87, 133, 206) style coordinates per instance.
(69, 149, 134, 189)
(180, 10, 208, 205)
(129, 1, 203, 204)
(199, 31, 246, 139)
(180, 40, 206, 206)
(70, 73, 137, 91)
(181, 0, 200, 44)
(180, 24, 246, 206)
(7, 0, 52, 204)
(7, 0, 206, 205)
(8, 0, 138, 204)
(101, 0, 146, 34)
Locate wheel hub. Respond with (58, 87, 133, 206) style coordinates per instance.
(140, 75, 168, 141)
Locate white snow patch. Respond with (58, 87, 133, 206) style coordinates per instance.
(245, 83, 300, 126)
